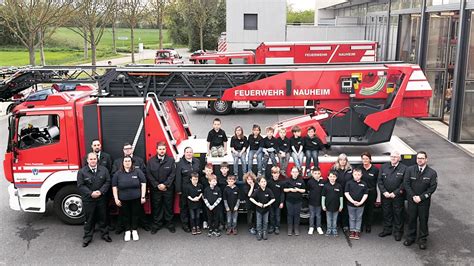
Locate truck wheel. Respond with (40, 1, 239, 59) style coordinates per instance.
(53, 185, 85, 225)
(210, 100, 232, 115)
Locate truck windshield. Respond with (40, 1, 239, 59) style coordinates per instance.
(157, 52, 171, 59)
(6, 114, 15, 152)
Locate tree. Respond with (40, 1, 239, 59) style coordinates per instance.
(182, 0, 219, 50)
(166, 0, 188, 46)
(149, 0, 171, 50)
(120, 0, 148, 63)
(287, 5, 315, 25)
(0, 0, 75, 65)
(69, 0, 116, 65)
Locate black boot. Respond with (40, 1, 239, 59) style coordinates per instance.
(263, 230, 268, 240)
(257, 231, 262, 241)
(288, 224, 293, 236)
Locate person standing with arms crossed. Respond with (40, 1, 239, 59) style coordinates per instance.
(403, 151, 438, 250)
(147, 142, 177, 234)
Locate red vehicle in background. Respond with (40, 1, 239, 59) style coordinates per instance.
(190, 50, 255, 64)
(154, 48, 184, 64)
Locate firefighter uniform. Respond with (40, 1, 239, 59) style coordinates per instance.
(334, 167, 353, 230)
(361, 165, 379, 232)
(147, 154, 176, 232)
(403, 165, 438, 246)
(377, 162, 407, 239)
(112, 155, 146, 175)
(175, 156, 201, 232)
(77, 165, 111, 245)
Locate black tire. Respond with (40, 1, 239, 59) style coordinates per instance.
(210, 100, 232, 115)
(53, 185, 85, 225)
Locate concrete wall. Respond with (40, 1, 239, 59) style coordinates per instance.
(286, 25, 366, 41)
(315, 0, 347, 22)
(226, 0, 287, 51)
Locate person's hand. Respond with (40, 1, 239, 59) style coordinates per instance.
(226, 208, 230, 212)
(260, 203, 265, 208)
(209, 206, 214, 211)
(383, 192, 390, 198)
(91, 191, 100, 198)
(413, 196, 421, 203)
(264, 151, 269, 156)
(339, 207, 343, 212)
(390, 192, 396, 198)
(158, 184, 166, 191)
(140, 198, 146, 204)
(115, 198, 122, 207)
(279, 203, 284, 209)
(353, 201, 359, 206)
(234, 206, 239, 211)
(375, 201, 381, 207)
(322, 207, 327, 211)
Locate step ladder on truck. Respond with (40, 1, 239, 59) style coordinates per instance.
(0, 62, 431, 224)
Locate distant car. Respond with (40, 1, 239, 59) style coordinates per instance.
(154, 49, 184, 64)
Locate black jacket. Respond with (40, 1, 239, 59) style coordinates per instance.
(175, 157, 201, 193)
(77, 165, 110, 201)
(111, 155, 146, 175)
(378, 162, 407, 197)
(146, 155, 176, 189)
(404, 165, 437, 203)
(83, 151, 112, 173)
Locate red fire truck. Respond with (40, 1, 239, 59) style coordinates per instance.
(189, 41, 378, 114)
(154, 48, 184, 64)
(1, 62, 431, 224)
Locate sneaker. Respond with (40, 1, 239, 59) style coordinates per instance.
(274, 227, 280, 235)
(208, 230, 213, 237)
(131, 230, 139, 241)
(226, 228, 232, 235)
(308, 227, 314, 235)
(343, 226, 349, 233)
(233, 228, 238, 235)
(203, 221, 208, 229)
(325, 229, 332, 236)
(317, 227, 324, 235)
(353, 232, 360, 240)
(191, 227, 197, 235)
(332, 229, 338, 237)
(349, 231, 355, 239)
(213, 230, 221, 237)
(249, 228, 256, 235)
(196, 226, 202, 234)
(124, 231, 131, 242)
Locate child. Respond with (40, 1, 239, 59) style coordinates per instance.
(201, 163, 214, 229)
(230, 126, 248, 179)
(203, 176, 223, 237)
(290, 126, 304, 172)
(307, 166, 327, 235)
(216, 162, 230, 230)
(303, 126, 324, 176)
(207, 118, 228, 157)
(267, 166, 285, 235)
(261, 126, 278, 175)
(277, 128, 290, 177)
(283, 166, 306, 236)
(344, 168, 368, 240)
(250, 177, 275, 241)
(223, 175, 240, 235)
(185, 172, 203, 235)
(243, 171, 258, 235)
(247, 124, 263, 174)
(322, 171, 343, 236)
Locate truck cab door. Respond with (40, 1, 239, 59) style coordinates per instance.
(12, 111, 69, 187)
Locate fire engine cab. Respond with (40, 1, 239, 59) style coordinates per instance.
(189, 41, 378, 114)
(154, 48, 184, 64)
(1, 62, 431, 224)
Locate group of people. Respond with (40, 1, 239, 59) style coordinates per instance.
(77, 119, 438, 251)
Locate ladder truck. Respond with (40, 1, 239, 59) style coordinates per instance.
(1, 62, 431, 224)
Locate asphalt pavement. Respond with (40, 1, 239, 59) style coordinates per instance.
(0, 106, 473, 265)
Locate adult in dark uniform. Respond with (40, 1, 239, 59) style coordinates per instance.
(77, 152, 112, 247)
(378, 151, 407, 241)
(111, 143, 148, 234)
(147, 141, 176, 234)
(90, 139, 113, 172)
(175, 147, 201, 233)
(360, 152, 379, 233)
(331, 153, 353, 232)
(403, 151, 438, 250)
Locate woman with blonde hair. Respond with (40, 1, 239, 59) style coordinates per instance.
(331, 153, 353, 232)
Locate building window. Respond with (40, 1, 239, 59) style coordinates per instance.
(244, 14, 258, 30)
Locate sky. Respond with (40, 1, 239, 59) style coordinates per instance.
(287, 0, 315, 11)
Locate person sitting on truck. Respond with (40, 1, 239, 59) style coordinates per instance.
(303, 126, 324, 177)
(284, 166, 306, 236)
(360, 152, 380, 234)
(230, 126, 248, 179)
(207, 118, 228, 157)
(247, 124, 263, 175)
(290, 126, 304, 172)
(345, 168, 369, 240)
(261, 127, 278, 176)
(147, 141, 176, 234)
(276, 128, 290, 177)
(175, 146, 201, 233)
(331, 153, 353, 232)
(77, 152, 112, 247)
(112, 156, 147, 242)
(377, 151, 407, 241)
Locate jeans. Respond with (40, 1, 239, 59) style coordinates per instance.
(278, 152, 290, 176)
(347, 205, 365, 232)
(256, 211, 269, 233)
(326, 211, 339, 232)
(309, 205, 322, 228)
(286, 201, 302, 227)
(226, 210, 239, 229)
(247, 148, 263, 174)
(232, 151, 247, 178)
(291, 152, 304, 170)
(269, 203, 281, 228)
(305, 150, 319, 171)
(262, 152, 278, 172)
(189, 208, 201, 228)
